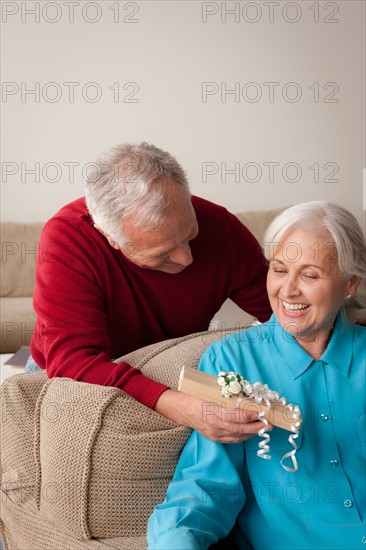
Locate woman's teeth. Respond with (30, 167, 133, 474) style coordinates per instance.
(282, 301, 310, 311)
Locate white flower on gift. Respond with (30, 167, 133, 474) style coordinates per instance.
(229, 380, 242, 394)
(220, 386, 231, 398)
(242, 381, 252, 395)
(217, 377, 226, 387)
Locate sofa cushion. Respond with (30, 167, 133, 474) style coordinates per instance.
(0, 297, 36, 353)
(236, 206, 287, 244)
(33, 326, 244, 541)
(1, 222, 44, 298)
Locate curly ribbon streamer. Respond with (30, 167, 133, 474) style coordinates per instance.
(217, 372, 302, 472)
(280, 405, 301, 473)
(257, 412, 271, 460)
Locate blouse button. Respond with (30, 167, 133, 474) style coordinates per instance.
(330, 459, 339, 467)
(343, 499, 353, 508)
(320, 414, 329, 421)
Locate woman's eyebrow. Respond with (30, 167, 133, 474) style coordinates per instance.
(271, 257, 326, 272)
(300, 264, 326, 272)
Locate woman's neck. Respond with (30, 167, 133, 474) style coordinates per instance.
(295, 326, 334, 361)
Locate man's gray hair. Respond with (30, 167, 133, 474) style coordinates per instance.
(85, 142, 190, 245)
(263, 200, 366, 311)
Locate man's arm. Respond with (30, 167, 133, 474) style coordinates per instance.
(33, 212, 267, 441)
(154, 389, 266, 443)
(31, 217, 169, 409)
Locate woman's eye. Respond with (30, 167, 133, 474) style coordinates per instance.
(302, 274, 318, 280)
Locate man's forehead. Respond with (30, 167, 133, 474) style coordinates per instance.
(124, 209, 197, 250)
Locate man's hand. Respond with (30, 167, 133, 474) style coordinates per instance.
(154, 389, 270, 443)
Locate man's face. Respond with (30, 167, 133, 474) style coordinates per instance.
(119, 198, 199, 274)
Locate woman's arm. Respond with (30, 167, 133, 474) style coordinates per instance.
(148, 340, 260, 548)
(147, 429, 246, 549)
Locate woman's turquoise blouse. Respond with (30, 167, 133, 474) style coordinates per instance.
(147, 315, 366, 549)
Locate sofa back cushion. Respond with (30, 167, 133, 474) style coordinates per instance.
(236, 206, 286, 245)
(33, 326, 243, 540)
(1, 222, 44, 297)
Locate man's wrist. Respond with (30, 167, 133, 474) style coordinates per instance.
(154, 389, 185, 425)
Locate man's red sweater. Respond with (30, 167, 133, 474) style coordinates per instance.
(31, 196, 271, 408)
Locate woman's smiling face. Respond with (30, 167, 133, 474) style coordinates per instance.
(267, 229, 358, 348)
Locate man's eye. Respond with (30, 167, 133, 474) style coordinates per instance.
(145, 252, 166, 260)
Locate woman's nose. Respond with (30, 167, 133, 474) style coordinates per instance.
(282, 275, 300, 297)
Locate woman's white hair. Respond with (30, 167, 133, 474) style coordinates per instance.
(263, 200, 366, 313)
(84, 142, 190, 245)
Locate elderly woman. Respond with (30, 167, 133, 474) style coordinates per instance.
(147, 201, 366, 550)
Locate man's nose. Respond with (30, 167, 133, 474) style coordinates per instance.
(169, 244, 193, 267)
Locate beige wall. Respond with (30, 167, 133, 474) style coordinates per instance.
(2, 1, 365, 230)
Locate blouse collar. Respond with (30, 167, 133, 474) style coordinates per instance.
(269, 313, 353, 379)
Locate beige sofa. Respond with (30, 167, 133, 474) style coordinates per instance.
(1, 207, 365, 550)
(0, 208, 285, 354)
(1, 326, 245, 550)
(0, 223, 44, 353)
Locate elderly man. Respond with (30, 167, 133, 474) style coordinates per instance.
(29, 142, 271, 441)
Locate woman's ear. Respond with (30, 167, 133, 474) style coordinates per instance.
(346, 276, 361, 297)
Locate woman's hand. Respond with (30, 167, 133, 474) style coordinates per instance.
(154, 389, 270, 443)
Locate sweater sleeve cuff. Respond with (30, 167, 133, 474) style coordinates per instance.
(115, 362, 170, 410)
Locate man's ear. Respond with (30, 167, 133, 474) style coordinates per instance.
(106, 238, 120, 250)
(93, 225, 120, 250)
